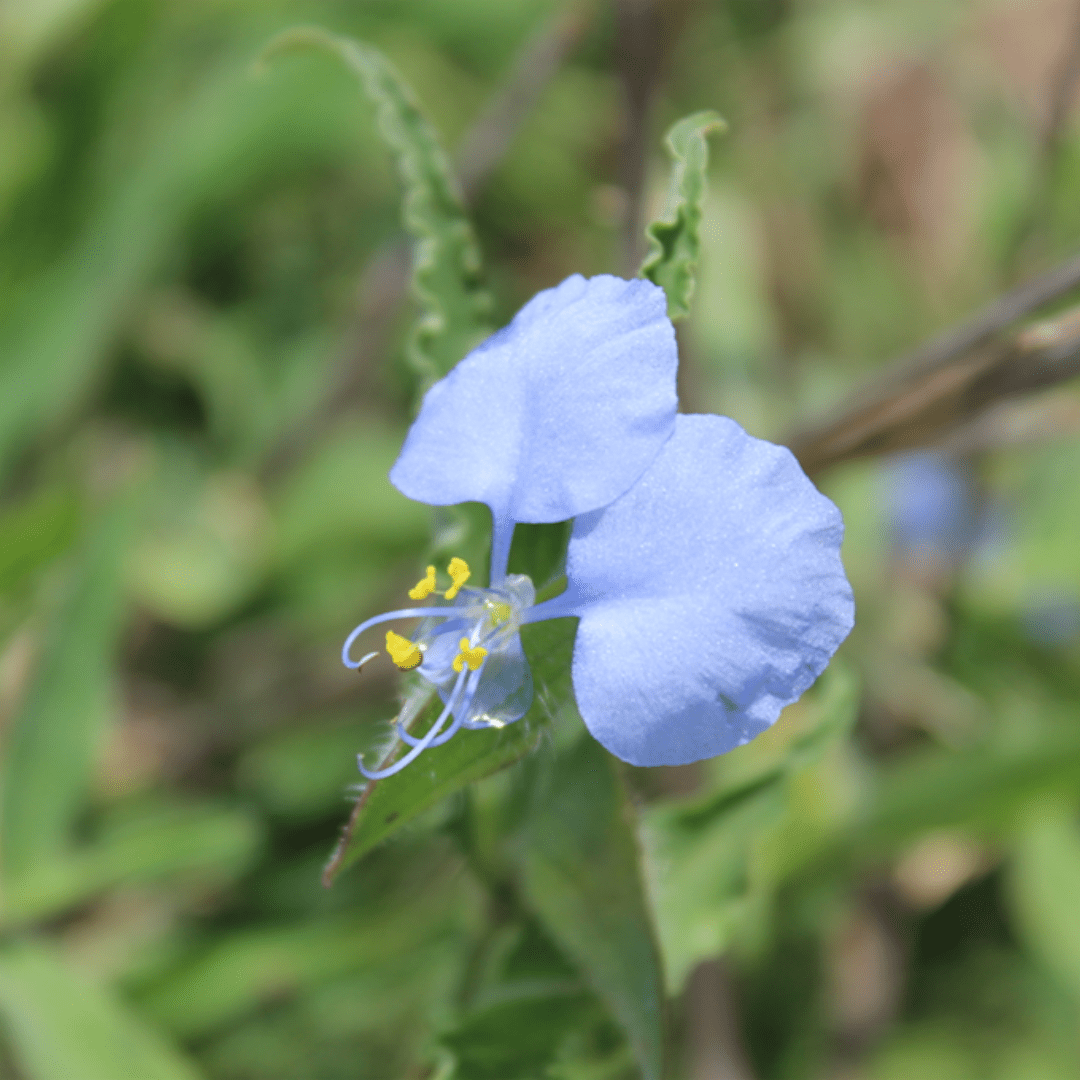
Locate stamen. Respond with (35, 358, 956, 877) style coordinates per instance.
(397, 667, 483, 748)
(444, 557, 471, 600)
(408, 565, 437, 600)
(342, 607, 457, 669)
(358, 668, 467, 779)
(385, 630, 422, 670)
(453, 637, 487, 673)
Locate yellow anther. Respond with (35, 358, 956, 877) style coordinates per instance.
(386, 630, 422, 670)
(444, 557, 471, 600)
(452, 637, 487, 673)
(408, 565, 437, 600)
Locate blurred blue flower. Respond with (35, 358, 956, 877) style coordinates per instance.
(885, 450, 976, 564)
(344, 275, 854, 777)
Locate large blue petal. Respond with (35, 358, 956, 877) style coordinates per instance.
(557, 414, 854, 767)
(389, 275, 677, 525)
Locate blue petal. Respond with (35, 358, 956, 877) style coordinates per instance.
(558, 414, 854, 767)
(390, 275, 678, 525)
(445, 634, 534, 726)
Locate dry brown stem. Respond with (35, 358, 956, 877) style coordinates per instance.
(787, 255, 1080, 474)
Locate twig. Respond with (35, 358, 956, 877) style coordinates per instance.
(787, 253, 1080, 473)
(826, 881, 909, 1074)
(455, 4, 591, 203)
(937, 390, 1080, 457)
(686, 959, 758, 1080)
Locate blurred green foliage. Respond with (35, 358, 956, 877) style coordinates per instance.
(2, 1, 1080, 1079)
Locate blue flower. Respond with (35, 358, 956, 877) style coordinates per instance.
(885, 450, 976, 564)
(343, 274, 854, 777)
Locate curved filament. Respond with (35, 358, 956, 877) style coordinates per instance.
(342, 607, 457, 669)
(357, 668, 469, 780)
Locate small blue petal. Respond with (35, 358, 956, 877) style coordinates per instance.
(389, 274, 678, 525)
(434, 633, 534, 726)
(559, 414, 854, 767)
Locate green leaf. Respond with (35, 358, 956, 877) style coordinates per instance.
(1, 800, 264, 928)
(639, 110, 726, 319)
(0, 486, 79, 593)
(262, 27, 492, 389)
(0, 493, 138, 880)
(641, 662, 859, 991)
(442, 984, 596, 1080)
(137, 903, 462, 1039)
(0, 941, 204, 1080)
(518, 734, 665, 1080)
(856, 727, 1080, 854)
(323, 616, 577, 881)
(1008, 804, 1080, 1004)
(437, 916, 623, 1080)
(643, 771, 787, 994)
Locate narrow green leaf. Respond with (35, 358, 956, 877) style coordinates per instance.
(1, 801, 263, 928)
(138, 903, 461, 1039)
(1002, 807, 1080, 1006)
(0, 493, 138, 880)
(0, 487, 79, 593)
(643, 771, 787, 993)
(1008, 805, 1080, 1005)
(0, 941, 204, 1080)
(263, 27, 492, 388)
(857, 726, 1080, 853)
(323, 617, 577, 880)
(518, 734, 665, 1080)
(641, 662, 859, 990)
(639, 110, 726, 319)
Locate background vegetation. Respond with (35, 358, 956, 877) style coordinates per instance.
(2, 1, 1080, 1078)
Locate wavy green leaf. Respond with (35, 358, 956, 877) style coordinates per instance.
(263, 27, 492, 389)
(639, 110, 726, 319)
(442, 984, 596, 1080)
(0, 942, 204, 1080)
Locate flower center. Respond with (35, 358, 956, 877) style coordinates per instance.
(343, 558, 538, 780)
(382, 559, 535, 673)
